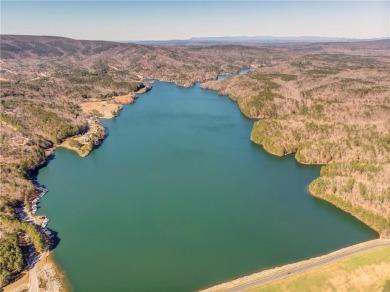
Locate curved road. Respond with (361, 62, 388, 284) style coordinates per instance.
(222, 240, 390, 292)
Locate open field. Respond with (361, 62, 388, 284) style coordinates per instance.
(249, 245, 390, 292)
(201, 240, 390, 292)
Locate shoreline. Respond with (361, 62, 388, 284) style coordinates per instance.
(203, 78, 386, 238)
(308, 187, 383, 237)
(58, 86, 152, 158)
(248, 133, 383, 237)
(3, 86, 152, 291)
(42, 251, 73, 292)
(198, 76, 387, 290)
(5, 69, 383, 290)
(58, 139, 89, 157)
(3, 69, 244, 290)
(200, 239, 390, 291)
(249, 129, 384, 237)
(6, 187, 71, 292)
(250, 128, 389, 238)
(4, 251, 72, 292)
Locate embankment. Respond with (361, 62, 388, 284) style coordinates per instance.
(200, 239, 390, 292)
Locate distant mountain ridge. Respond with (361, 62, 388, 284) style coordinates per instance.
(132, 36, 389, 46)
(191, 36, 355, 42)
(1, 34, 388, 60)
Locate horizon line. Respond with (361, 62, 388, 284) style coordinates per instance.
(2, 33, 390, 43)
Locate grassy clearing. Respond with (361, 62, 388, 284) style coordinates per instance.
(249, 246, 390, 292)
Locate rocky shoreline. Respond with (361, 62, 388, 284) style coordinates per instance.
(6, 185, 68, 292)
(4, 84, 154, 291)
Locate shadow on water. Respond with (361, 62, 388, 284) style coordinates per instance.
(309, 196, 378, 236)
(45, 153, 57, 164)
(29, 153, 57, 182)
(25, 153, 62, 253)
(248, 141, 300, 163)
(92, 125, 110, 152)
(248, 141, 377, 237)
(26, 123, 111, 257)
(48, 229, 61, 250)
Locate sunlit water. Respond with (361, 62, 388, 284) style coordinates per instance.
(37, 81, 375, 291)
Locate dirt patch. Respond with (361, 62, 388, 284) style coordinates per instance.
(3, 272, 29, 292)
(80, 100, 123, 119)
(114, 93, 136, 104)
(80, 91, 142, 118)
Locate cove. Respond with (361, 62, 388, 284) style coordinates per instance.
(36, 80, 376, 291)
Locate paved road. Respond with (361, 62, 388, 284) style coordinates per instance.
(223, 240, 390, 292)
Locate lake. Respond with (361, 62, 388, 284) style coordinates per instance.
(36, 80, 376, 291)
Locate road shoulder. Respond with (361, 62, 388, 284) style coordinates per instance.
(200, 239, 390, 292)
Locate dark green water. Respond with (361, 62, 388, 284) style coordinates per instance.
(36, 81, 376, 291)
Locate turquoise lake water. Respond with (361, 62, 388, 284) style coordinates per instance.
(36, 80, 376, 291)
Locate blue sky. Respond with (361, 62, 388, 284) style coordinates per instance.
(1, 1, 389, 40)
